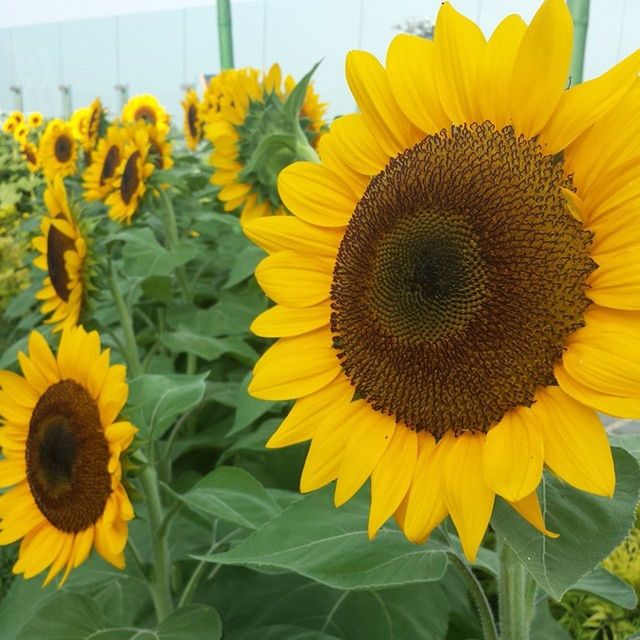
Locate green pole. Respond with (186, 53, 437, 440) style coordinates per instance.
(217, 0, 235, 70)
(567, 0, 590, 85)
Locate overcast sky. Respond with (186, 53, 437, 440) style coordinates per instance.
(1, 0, 638, 118)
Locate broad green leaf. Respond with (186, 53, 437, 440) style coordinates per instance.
(530, 598, 572, 640)
(0, 573, 56, 639)
(160, 330, 258, 365)
(141, 275, 173, 303)
(225, 245, 266, 289)
(156, 605, 221, 640)
(230, 373, 279, 435)
(573, 566, 637, 609)
(127, 372, 207, 439)
(210, 567, 449, 640)
(492, 446, 640, 600)
(200, 486, 448, 590)
(178, 466, 281, 529)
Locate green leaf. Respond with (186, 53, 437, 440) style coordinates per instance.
(573, 566, 637, 609)
(178, 466, 281, 529)
(230, 373, 278, 435)
(141, 275, 173, 303)
(160, 330, 258, 365)
(127, 373, 207, 439)
(199, 486, 448, 590)
(156, 605, 221, 640)
(0, 573, 56, 639)
(492, 446, 640, 600)
(530, 598, 572, 640)
(282, 61, 321, 123)
(225, 245, 266, 289)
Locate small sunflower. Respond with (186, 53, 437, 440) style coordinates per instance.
(33, 178, 87, 332)
(122, 94, 170, 135)
(182, 88, 203, 151)
(1, 118, 16, 135)
(20, 142, 40, 173)
(70, 99, 102, 158)
(27, 112, 44, 129)
(0, 326, 137, 584)
(83, 124, 128, 201)
(8, 111, 24, 125)
(146, 124, 174, 171)
(105, 124, 154, 224)
(39, 119, 77, 181)
(206, 65, 327, 222)
(12, 123, 28, 143)
(245, 0, 640, 562)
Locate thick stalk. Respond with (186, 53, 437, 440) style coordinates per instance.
(567, 0, 590, 85)
(217, 0, 234, 70)
(139, 463, 173, 622)
(497, 536, 530, 640)
(447, 552, 499, 640)
(108, 258, 142, 377)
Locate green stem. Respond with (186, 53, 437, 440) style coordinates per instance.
(217, 0, 234, 70)
(497, 536, 531, 640)
(108, 257, 142, 377)
(447, 552, 499, 640)
(139, 463, 173, 622)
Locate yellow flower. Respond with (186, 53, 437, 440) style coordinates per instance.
(146, 123, 173, 171)
(105, 123, 155, 224)
(39, 119, 77, 180)
(70, 99, 102, 156)
(32, 178, 86, 332)
(20, 142, 40, 173)
(1, 118, 16, 135)
(205, 65, 327, 222)
(83, 124, 128, 201)
(12, 123, 28, 143)
(244, 0, 640, 562)
(122, 94, 170, 136)
(27, 112, 44, 129)
(0, 326, 137, 584)
(182, 88, 203, 151)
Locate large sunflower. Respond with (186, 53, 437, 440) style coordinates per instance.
(182, 88, 203, 151)
(39, 119, 77, 181)
(83, 124, 128, 201)
(33, 178, 87, 332)
(206, 65, 326, 222)
(122, 94, 170, 136)
(244, 0, 640, 562)
(105, 124, 154, 224)
(0, 326, 136, 584)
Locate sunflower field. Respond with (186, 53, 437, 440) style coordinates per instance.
(1, 0, 640, 638)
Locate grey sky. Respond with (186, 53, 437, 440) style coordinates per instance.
(1, 1, 638, 118)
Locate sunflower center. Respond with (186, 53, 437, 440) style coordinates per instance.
(54, 135, 72, 163)
(100, 145, 120, 185)
(26, 380, 111, 533)
(120, 151, 141, 204)
(46, 216, 75, 302)
(134, 106, 157, 124)
(187, 104, 199, 138)
(330, 122, 595, 436)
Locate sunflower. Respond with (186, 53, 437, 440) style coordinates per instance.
(20, 142, 40, 173)
(12, 123, 28, 143)
(206, 65, 326, 222)
(122, 94, 170, 135)
(146, 124, 174, 171)
(83, 124, 128, 201)
(1, 118, 16, 135)
(39, 119, 77, 180)
(182, 88, 202, 151)
(0, 326, 136, 584)
(27, 112, 44, 129)
(105, 124, 154, 224)
(244, 0, 640, 562)
(33, 178, 87, 332)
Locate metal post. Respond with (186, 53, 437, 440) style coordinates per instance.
(217, 0, 234, 70)
(115, 84, 129, 110)
(9, 86, 23, 112)
(59, 85, 72, 119)
(567, 0, 590, 85)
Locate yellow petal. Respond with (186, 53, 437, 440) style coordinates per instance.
(251, 302, 331, 338)
(477, 14, 526, 129)
(243, 216, 342, 258)
(509, 0, 573, 139)
(539, 49, 640, 154)
(0, 457, 27, 487)
(482, 406, 544, 502)
(249, 328, 341, 401)
(43, 533, 74, 586)
(368, 424, 417, 538)
(267, 373, 354, 448)
(345, 50, 418, 156)
(317, 131, 371, 199)
(334, 408, 396, 507)
(403, 433, 447, 543)
(299, 400, 363, 492)
(433, 2, 486, 124)
(443, 432, 494, 562)
(278, 162, 355, 227)
(0, 371, 38, 407)
(508, 491, 558, 538)
(534, 386, 615, 497)
(255, 252, 332, 308)
(588, 253, 640, 310)
(385, 35, 449, 135)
